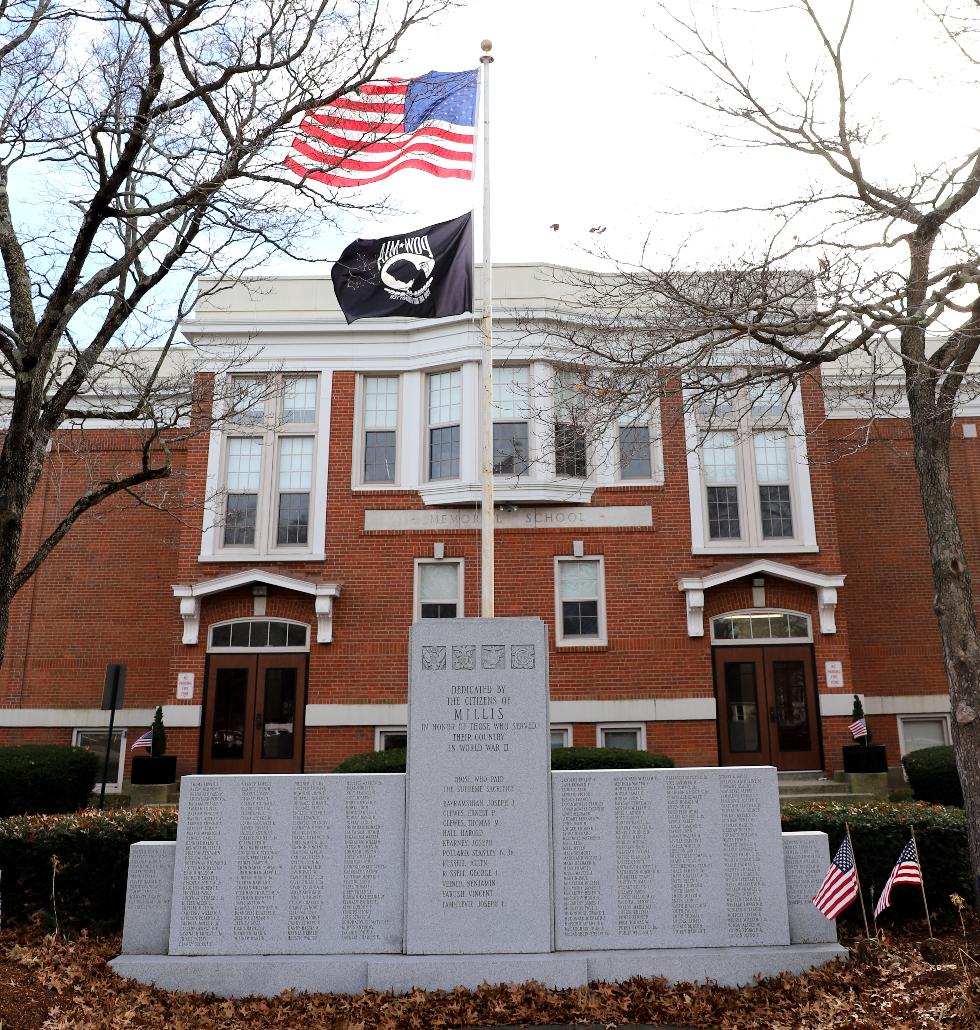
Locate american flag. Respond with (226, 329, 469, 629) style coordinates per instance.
(286, 69, 477, 187)
(848, 717, 868, 739)
(874, 840, 923, 917)
(131, 730, 153, 751)
(813, 838, 860, 919)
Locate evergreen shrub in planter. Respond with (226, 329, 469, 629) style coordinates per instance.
(130, 706, 176, 784)
(0, 745, 99, 817)
(842, 694, 887, 772)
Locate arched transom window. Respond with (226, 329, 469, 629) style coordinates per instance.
(711, 610, 812, 644)
(208, 618, 310, 652)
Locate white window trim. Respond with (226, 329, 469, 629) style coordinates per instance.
(200, 371, 331, 562)
(710, 609, 813, 645)
(73, 727, 127, 793)
(374, 726, 408, 751)
(352, 373, 403, 490)
(413, 557, 465, 622)
(550, 723, 573, 748)
(684, 385, 817, 555)
(554, 555, 608, 647)
(596, 722, 647, 750)
(897, 714, 951, 757)
(207, 617, 311, 653)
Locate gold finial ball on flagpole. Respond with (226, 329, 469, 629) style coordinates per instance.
(481, 39, 492, 52)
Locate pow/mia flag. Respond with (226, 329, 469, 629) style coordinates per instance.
(331, 211, 473, 324)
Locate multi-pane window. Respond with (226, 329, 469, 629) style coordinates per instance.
(618, 416, 653, 479)
(556, 557, 605, 643)
(554, 369, 588, 478)
(363, 376, 399, 483)
(428, 370, 461, 480)
(754, 431, 794, 538)
(703, 431, 741, 540)
(276, 438, 313, 544)
(417, 560, 462, 619)
(220, 374, 318, 554)
(224, 437, 262, 545)
(492, 366, 530, 475)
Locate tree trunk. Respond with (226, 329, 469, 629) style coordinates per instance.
(910, 411, 980, 903)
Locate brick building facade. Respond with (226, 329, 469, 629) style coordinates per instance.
(0, 265, 960, 788)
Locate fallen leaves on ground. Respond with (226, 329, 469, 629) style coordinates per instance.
(0, 921, 977, 1030)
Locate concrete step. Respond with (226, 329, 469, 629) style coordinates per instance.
(781, 792, 876, 804)
(778, 780, 851, 796)
(777, 770, 827, 782)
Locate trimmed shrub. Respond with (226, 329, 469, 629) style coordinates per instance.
(333, 748, 407, 773)
(332, 746, 675, 773)
(903, 745, 964, 807)
(550, 747, 675, 770)
(0, 807, 178, 930)
(781, 800, 970, 922)
(0, 745, 100, 817)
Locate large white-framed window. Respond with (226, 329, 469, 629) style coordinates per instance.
(597, 723, 646, 750)
(550, 724, 572, 749)
(493, 365, 531, 476)
(73, 727, 127, 793)
(427, 369, 462, 481)
(554, 369, 588, 479)
(375, 726, 408, 751)
(359, 375, 400, 485)
(898, 715, 951, 757)
(686, 374, 816, 554)
(616, 405, 661, 483)
(554, 555, 607, 646)
(211, 372, 325, 559)
(414, 558, 464, 620)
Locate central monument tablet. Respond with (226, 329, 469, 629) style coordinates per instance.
(404, 617, 553, 954)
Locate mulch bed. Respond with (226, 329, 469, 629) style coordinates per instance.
(0, 920, 978, 1030)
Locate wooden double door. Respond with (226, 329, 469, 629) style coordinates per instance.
(713, 645, 821, 771)
(202, 654, 306, 774)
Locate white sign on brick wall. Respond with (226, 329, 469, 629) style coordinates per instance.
(824, 662, 844, 689)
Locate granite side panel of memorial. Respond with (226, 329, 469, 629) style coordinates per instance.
(552, 767, 791, 950)
(168, 774, 404, 956)
(405, 617, 554, 955)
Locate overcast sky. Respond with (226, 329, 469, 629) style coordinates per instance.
(279, 0, 979, 275)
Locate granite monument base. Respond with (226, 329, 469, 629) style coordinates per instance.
(110, 942, 846, 997)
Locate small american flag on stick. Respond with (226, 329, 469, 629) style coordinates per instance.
(848, 717, 868, 740)
(813, 837, 860, 919)
(874, 840, 923, 918)
(131, 730, 153, 751)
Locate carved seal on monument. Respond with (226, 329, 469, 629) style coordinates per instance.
(511, 644, 536, 669)
(421, 646, 446, 670)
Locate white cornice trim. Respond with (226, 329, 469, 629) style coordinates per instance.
(678, 559, 846, 637)
(172, 569, 341, 645)
(0, 706, 201, 728)
(418, 480, 597, 506)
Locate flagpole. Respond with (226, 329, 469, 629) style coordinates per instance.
(845, 821, 872, 939)
(910, 825, 933, 938)
(478, 40, 495, 618)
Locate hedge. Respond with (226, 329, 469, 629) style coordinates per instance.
(0, 807, 178, 931)
(903, 745, 964, 807)
(332, 746, 676, 773)
(0, 745, 100, 817)
(781, 799, 970, 922)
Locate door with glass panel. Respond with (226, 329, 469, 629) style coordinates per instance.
(203, 652, 306, 774)
(713, 644, 820, 770)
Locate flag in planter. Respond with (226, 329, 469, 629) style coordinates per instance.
(131, 730, 153, 751)
(813, 837, 860, 919)
(874, 840, 923, 918)
(848, 717, 868, 740)
(287, 69, 478, 187)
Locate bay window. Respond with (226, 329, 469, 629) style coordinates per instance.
(276, 437, 313, 545)
(428, 370, 461, 480)
(493, 366, 530, 475)
(554, 369, 588, 478)
(618, 412, 654, 480)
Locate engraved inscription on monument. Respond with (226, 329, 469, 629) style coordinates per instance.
(169, 774, 404, 956)
(405, 617, 554, 955)
(552, 768, 791, 950)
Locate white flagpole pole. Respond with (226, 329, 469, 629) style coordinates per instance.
(479, 40, 494, 618)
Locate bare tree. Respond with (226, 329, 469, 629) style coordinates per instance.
(0, 0, 453, 662)
(528, 0, 980, 896)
